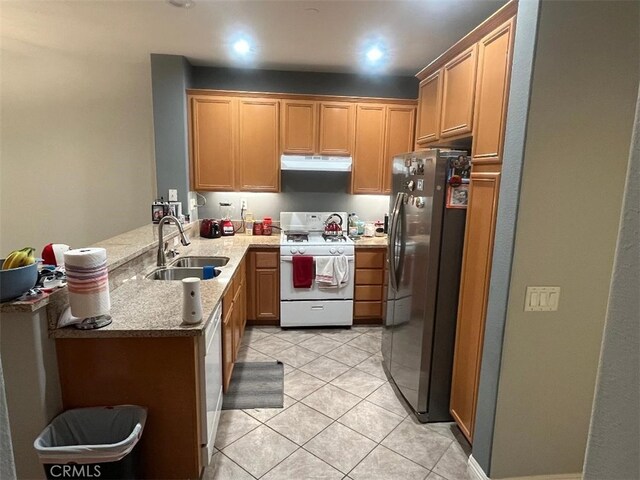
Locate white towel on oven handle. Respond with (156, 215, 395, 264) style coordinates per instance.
(316, 255, 349, 288)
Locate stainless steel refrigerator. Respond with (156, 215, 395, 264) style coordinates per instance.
(383, 149, 468, 422)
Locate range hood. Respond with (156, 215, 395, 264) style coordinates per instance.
(281, 155, 352, 172)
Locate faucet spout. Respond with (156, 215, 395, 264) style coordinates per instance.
(157, 215, 190, 267)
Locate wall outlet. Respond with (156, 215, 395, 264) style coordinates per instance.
(168, 189, 178, 202)
(525, 286, 561, 312)
(189, 198, 197, 210)
(240, 198, 248, 210)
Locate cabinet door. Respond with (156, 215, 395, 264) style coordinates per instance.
(415, 71, 442, 146)
(440, 45, 478, 139)
(352, 104, 386, 194)
(281, 100, 318, 154)
(472, 19, 514, 161)
(190, 97, 236, 191)
(232, 287, 242, 358)
(237, 98, 280, 192)
(222, 305, 235, 392)
(450, 169, 501, 442)
(318, 102, 355, 155)
(255, 269, 280, 321)
(383, 106, 416, 193)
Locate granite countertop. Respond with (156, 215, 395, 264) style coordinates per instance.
(0, 222, 196, 314)
(353, 235, 388, 248)
(51, 233, 280, 339)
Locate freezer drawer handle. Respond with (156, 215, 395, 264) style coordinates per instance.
(310, 306, 324, 310)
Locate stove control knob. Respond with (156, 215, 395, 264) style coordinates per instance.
(290, 247, 298, 254)
(330, 247, 337, 254)
(338, 247, 344, 254)
(299, 247, 306, 254)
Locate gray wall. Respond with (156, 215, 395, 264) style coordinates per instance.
(487, 1, 639, 477)
(191, 65, 418, 98)
(151, 54, 192, 211)
(583, 88, 640, 480)
(472, 0, 540, 472)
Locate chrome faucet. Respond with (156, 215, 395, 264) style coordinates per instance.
(157, 215, 191, 267)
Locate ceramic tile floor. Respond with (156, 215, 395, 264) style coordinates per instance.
(205, 326, 471, 480)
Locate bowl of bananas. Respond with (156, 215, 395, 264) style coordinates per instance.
(1, 247, 39, 302)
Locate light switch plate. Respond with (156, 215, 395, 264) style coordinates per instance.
(525, 286, 561, 311)
(168, 189, 178, 202)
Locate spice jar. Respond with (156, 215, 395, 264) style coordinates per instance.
(253, 221, 263, 236)
(262, 217, 273, 236)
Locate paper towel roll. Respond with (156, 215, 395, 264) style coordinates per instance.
(64, 248, 110, 318)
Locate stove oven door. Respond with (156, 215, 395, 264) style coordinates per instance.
(280, 255, 355, 301)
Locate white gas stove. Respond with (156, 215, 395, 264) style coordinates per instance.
(279, 212, 355, 327)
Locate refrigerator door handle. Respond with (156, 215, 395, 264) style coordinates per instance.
(388, 192, 403, 292)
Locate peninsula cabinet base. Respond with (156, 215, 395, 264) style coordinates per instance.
(56, 336, 202, 479)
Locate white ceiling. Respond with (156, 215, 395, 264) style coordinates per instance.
(2, 0, 506, 76)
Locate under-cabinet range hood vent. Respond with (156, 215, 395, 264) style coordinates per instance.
(280, 155, 352, 172)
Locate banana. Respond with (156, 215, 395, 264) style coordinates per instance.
(2, 247, 36, 270)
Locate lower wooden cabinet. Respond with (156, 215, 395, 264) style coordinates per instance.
(353, 248, 387, 324)
(247, 249, 280, 325)
(450, 164, 501, 442)
(222, 257, 247, 392)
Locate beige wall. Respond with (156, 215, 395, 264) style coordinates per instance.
(0, 4, 156, 255)
(490, 1, 639, 477)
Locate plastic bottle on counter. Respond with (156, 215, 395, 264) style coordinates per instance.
(262, 217, 273, 236)
(245, 212, 254, 235)
(348, 213, 359, 237)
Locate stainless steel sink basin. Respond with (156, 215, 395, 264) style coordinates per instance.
(170, 256, 230, 268)
(145, 267, 221, 281)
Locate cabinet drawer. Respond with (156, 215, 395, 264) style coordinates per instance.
(355, 250, 385, 269)
(355, 269, 384, 285)
(355, 285, 383, 302)
(254, 251, 279, 269)
(354, 301, 383, 318)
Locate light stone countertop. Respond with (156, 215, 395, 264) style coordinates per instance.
(352, 235, 389, 248)
(50, 233, 280, 339)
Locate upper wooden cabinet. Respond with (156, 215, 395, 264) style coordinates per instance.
(190, 96, 236, 191)
(383, 106, 416, 193)
(415, 70, 443, 146)
(472, 18, 515, 161)
(352, 104, 386, 194)
(318, 102, 355, 155)
(352, 104, 416, 194)
(440, 45, 478, 139)
(281, 99, 318, 154)
(237, 98, 280, 192)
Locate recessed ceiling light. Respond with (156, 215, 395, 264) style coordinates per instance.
(366, 46, 384, 63)
(305, 7, 320, 14)
(233, 39, 251, 55)
(167, 0, 194, 8)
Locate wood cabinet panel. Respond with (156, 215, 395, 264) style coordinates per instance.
(190, 97, 236, 191)
(254, 251, 279, 269)
(318, 102, 354, 155)
(354, 301, 384, 318)
(355, 268, 384, 285)
(281, 100, 317, 154)
(352, 104, 386, 194)
(440, 45, 478, 138)
(222, 305, 235, 392)
(450, 169, 501, 442)
(355, 285, 383, 301)
(472, 19, 514, 161)
(415, 71, 443, 146)
(355, 250, 385, 269)
(383, 106, 416, 193)
(247, 249, 280, 324)
(237, 98, 280, 192)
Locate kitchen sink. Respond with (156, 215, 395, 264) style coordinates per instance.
(170, 256, 230, 268)
(146, 267, 221, 281)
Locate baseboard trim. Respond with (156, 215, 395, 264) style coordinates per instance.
(468, 455, 491, 480)
(467, 455, 582, 480)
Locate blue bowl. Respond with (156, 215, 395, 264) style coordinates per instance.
(0, 260, 38, 302)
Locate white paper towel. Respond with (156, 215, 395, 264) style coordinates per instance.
(64, 248, 110, 318)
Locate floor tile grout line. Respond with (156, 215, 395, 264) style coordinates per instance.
(214, 450, 261, 479)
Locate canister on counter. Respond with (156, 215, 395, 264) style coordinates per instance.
(253, 221, 263, 236)
(262, 217, 273, 235)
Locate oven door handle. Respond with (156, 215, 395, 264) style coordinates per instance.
(281, 256, 355, 262)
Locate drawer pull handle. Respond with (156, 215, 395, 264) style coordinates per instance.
(311, 306, 324, 310)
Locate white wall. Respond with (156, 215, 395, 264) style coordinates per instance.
(489, 1, 639, 477)
(583, 88, 639, 480)
(0, 3, 156, 255)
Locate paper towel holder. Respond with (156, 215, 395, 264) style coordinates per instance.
(58, 306, 112, 330)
